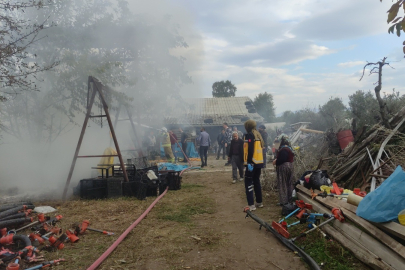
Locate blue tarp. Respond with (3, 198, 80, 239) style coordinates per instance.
(160, 142, 199, 158)
(357, 165, 405, 223)
(158, 163, 189, 172)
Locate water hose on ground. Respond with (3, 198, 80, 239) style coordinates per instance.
(179, 166, 201, 176)
(244, 209, 321, 270)
(86, 186, 169, 270)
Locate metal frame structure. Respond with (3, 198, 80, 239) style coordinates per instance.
(62, 76, 129, 200)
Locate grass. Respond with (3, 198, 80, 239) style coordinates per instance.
(284, 216, 368, 270)
(29, 181, 221, 269)
(157, 183, 216, 223)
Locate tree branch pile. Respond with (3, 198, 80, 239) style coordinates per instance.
(328, 120, 405, 190)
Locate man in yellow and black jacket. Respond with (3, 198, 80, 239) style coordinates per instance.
(243, 120, 264, 211)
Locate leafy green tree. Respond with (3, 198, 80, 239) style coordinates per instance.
(253, 92, 275, 122)
(319, 97, 348, 129)
(212, 80, 237, 97)
(348, 90, 380, 129)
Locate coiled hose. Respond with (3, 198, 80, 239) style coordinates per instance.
(0, 203, 32, 213)
(0, 205, 34, 220)
(0, 218, 32, 230)
(0, 212, 28, 222)
(12, 234, 31, 247)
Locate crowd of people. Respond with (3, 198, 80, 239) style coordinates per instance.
(143, 121, 295, 211)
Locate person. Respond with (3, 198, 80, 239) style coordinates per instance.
(228, 132, 244, 184)
(223, 123, 233, 165)
(233, 126, 243, 140)
(147, 131, 156, 156)
(216, 129, 226, 160)
(169, 129, 178, 160)
(258, 125, 269, 167)
(179, 127, 189, 163)
(243, 120, 264, 211)
(161, 127, 175, 163)
(198, 127, 211, 167)
(273, 136, 295, 206)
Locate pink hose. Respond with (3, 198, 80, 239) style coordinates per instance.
(86, 187, 169, 270)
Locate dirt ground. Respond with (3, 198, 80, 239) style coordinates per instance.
(13, 155, 365, 269)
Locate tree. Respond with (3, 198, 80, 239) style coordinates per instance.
(0, 0, 57, 98)
(360, 57, 393, 129)
(382, 0, 405, 57)
(253, 92, 275, 122)
(319, 97, 348, 129)
(212, 80, 237, 97)
(0, 0, 192, 143)
(348, 90, 380, 129)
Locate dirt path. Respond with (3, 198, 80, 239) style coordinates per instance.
(178, 157, 306, 270)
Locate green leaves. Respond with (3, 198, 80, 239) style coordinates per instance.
(387, 1, 400, 23)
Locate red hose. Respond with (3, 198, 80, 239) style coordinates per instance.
(86, 187, 169, 270)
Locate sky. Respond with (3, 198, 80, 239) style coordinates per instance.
(164, 0, 405, 114)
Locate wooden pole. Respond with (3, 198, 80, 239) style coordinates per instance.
(62, 79, 97, 200)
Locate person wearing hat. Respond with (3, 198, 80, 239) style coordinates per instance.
(258, 125, 268, 167)
(161, 127, 175, 163)
(243, 120, 264, 211)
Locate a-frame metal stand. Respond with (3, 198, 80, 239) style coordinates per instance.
(62, 76, 129, 200)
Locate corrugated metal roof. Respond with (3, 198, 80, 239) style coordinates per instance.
(165, 97, 264, 126)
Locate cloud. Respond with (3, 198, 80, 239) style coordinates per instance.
(338, 61, 366, 68)
(291, 0, 393, 41)
(218, 39, 336, 67)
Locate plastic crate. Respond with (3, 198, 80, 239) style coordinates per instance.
(159, 177, 168, 194)
(166, 172, 181, 190)
(79, 178, 107, 199)
(107, 178, 123, 198)
(122, 181, 147, 200)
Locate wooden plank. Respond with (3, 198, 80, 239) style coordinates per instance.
(320, 195, 405, 242)
(296, 185, 405, 258)
(323, 225, 393, 270)
(373, 222, 405, 242)
(297, 193, 405, 270)
(299, 128, 324, 134)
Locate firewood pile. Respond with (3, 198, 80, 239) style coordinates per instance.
(327, 108, 405, 190)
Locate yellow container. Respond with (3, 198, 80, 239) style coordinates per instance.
(398, 209, 405, 226)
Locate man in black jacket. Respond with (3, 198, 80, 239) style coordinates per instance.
(228, 132, 244, 183)
(216, 129, 226, 160)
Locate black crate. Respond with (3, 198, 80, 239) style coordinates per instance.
(159, 176, 168, 194)
(122, 181, 147, 200)
(166, 172, 181, 190)
(79, 178, 107, 199)
(107, 178, 123, 198)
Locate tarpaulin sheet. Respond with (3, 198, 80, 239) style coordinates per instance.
(160, 142, 199, 158)
(158, 163, 189, 172)
(357, 165, 405, 223)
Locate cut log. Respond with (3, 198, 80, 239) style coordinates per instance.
(297, 193, 405, 269)
(296, 185, 405, 258)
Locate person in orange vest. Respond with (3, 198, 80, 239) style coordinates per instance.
(243, 120, 264, 211)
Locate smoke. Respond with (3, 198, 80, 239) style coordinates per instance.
(0, 0, 204, 199)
